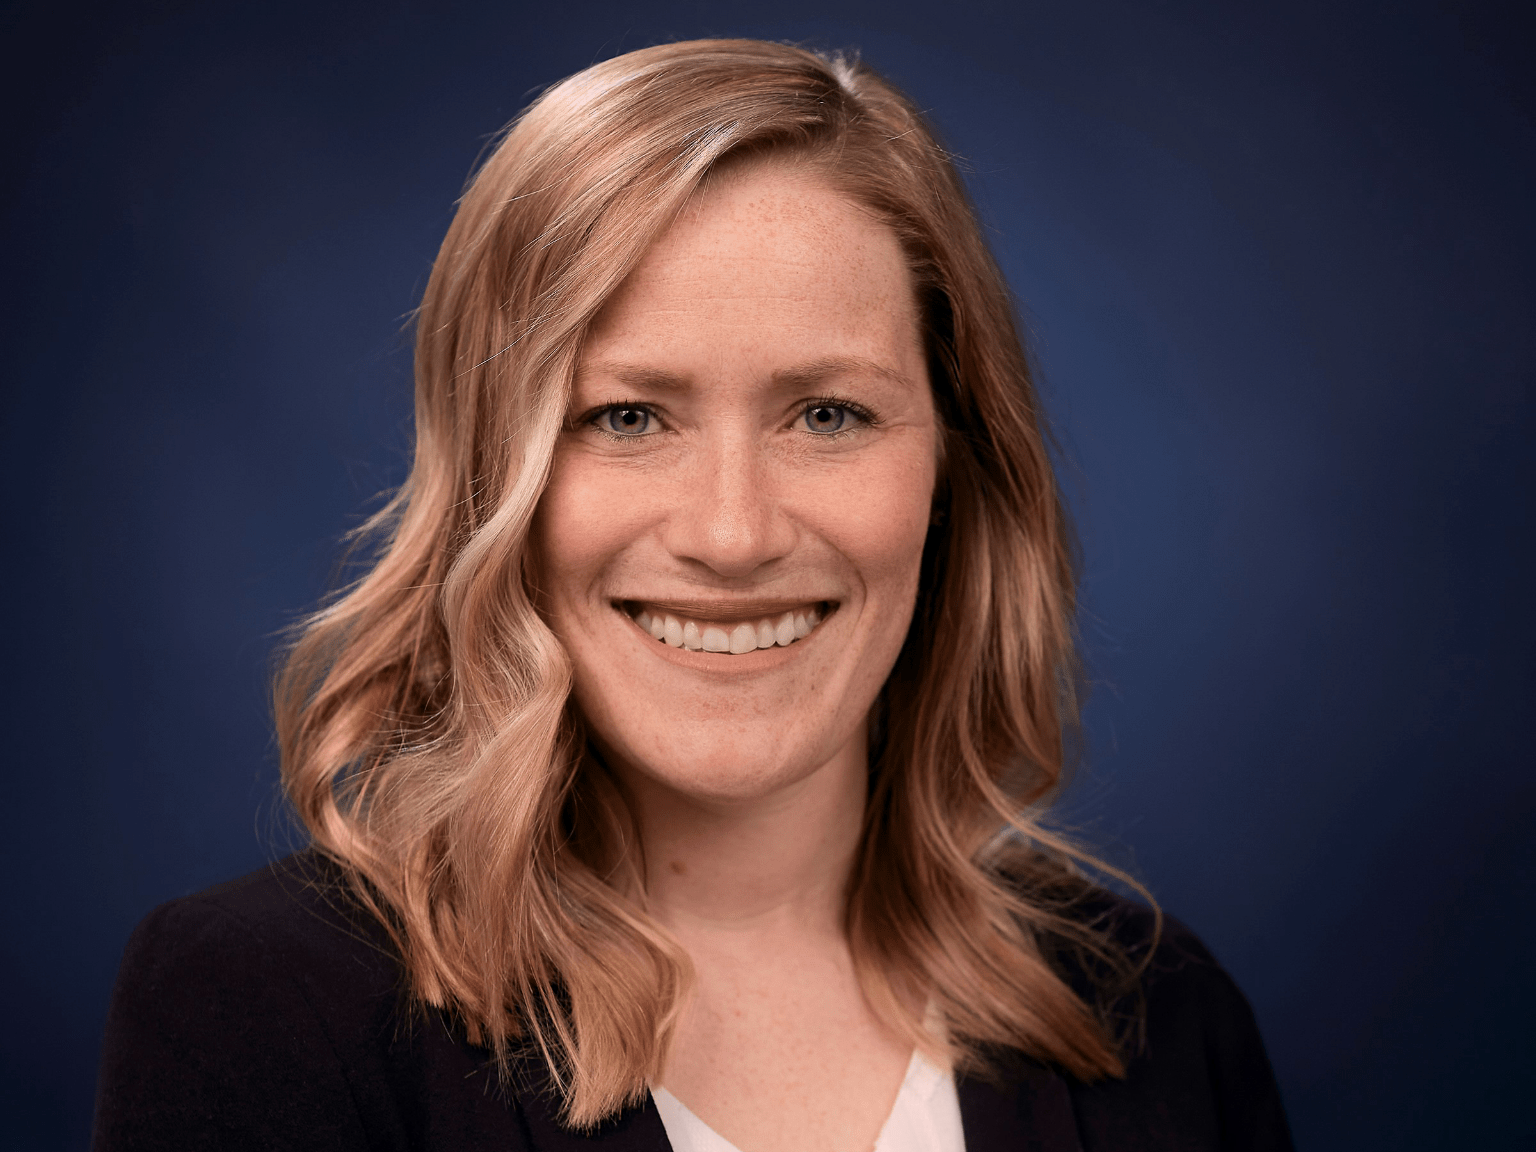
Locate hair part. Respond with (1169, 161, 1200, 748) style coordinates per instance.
(276, 38, 1152, 1128)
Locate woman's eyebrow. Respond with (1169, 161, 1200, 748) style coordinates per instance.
(574, 361, 691, 393)
(773, 355, 914, 391)
(575, 355, 913, 394)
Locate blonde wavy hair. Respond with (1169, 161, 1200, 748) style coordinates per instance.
(277, 38, 1145, 1128)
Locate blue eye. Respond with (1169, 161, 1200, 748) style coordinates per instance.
(600, 407, 653, 436)
(802, 405, 848, 434)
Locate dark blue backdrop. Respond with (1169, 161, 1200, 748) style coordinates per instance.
(4, 1, 1532, 1147)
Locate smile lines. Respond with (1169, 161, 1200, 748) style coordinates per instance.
(622, 602, 829, 654)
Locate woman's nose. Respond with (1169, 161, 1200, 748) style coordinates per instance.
(661, 435, 795, 579)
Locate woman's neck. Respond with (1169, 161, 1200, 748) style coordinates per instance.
(619, 732, 917, 1152)
(620, 737, 868, 940)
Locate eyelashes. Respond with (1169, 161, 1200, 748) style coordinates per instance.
(581, 397, 879, 441)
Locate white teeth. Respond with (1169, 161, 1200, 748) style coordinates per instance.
(774, 612, 796, 647)
(631, 604, 829, 653)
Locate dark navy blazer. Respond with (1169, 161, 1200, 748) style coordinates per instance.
(93, 852, 1292, 1151)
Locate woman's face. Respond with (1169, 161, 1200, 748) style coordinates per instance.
(532, 163, 938, 807)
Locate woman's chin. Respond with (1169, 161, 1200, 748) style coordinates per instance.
(593, 723, 861, 810)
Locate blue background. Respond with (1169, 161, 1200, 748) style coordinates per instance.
(3, 1, 1532, 1147)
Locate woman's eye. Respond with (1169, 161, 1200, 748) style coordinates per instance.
(801, 404, 852, 435)
(597, 406, 654, 436)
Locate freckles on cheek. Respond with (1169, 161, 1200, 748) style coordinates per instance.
(532, 455, 608, 593)
(823, 480, 933, 603)
(534, 453, 661, 594)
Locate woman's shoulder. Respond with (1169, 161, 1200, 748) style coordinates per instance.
(94, 852, 446, 1151)
(1048, 888, 1293, 1150)
(110, 850, 405, 1029)
(93, 852, 665, 1150)
(1023, 878, 1240, 998)
(1058, 886, 1227, 986)
(125, 849, 395, 969)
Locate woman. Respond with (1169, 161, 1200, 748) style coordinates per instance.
(94, 39, 1291, 1151)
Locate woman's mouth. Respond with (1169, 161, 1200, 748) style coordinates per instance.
(618, 600, 834, 654)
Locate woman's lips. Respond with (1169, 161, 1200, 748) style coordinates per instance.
(618, 600, 834, 654)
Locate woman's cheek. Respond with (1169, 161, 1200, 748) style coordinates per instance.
(825, 441, 936, 579)
(537, 450, 658, 585)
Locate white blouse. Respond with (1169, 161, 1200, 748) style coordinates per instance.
(651, 1049, 967, 1152)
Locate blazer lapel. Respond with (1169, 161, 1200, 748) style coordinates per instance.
(957, 1058, 1082, 1152)
(512, 1073, 673, 1152)
(510, 1052, 1080, 1152)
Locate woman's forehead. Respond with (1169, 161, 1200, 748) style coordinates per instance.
(662, 162, 893, 262)
(580, 166, 922, 374)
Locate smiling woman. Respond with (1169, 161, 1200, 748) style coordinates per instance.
(94, 39, 1292, 1152)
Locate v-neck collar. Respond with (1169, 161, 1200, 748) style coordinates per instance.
(509, 1056, 1083, 1152)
